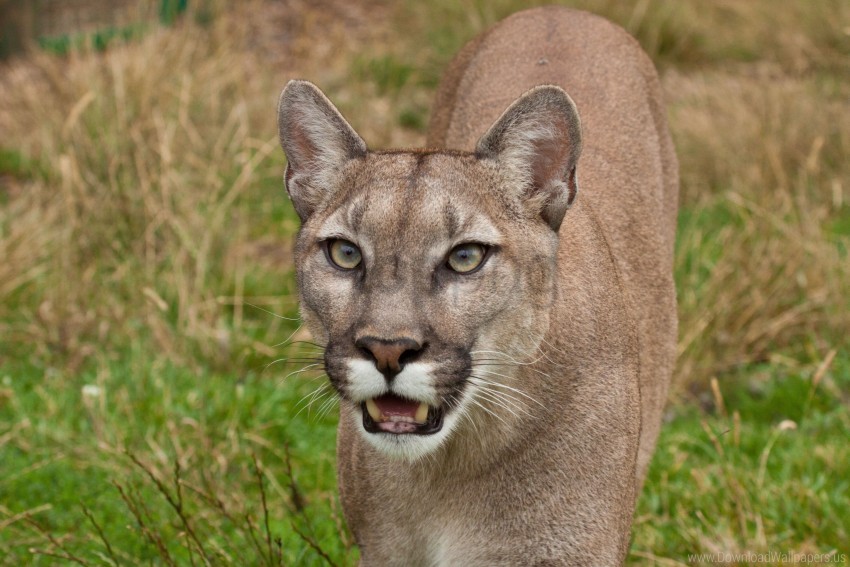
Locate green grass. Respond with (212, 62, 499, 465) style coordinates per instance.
(2, 348, 847, 564)
(633, 353, 850, 563)
(0, 347, 351, 565)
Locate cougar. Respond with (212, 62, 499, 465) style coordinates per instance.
(276, 6, 677, 565)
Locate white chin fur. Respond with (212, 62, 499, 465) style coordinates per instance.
(344, 358, 464, 461)
(357, 409, 462, 461)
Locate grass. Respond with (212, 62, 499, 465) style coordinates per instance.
(0, 350, 348, 565)
(634, 352, 850, 564)
(0, 0, 848, 564)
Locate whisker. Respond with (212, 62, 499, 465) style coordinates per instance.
(306, 391, 333, 420)
(469, 360, 520, 366)
(471, 381, 533, 414)
(471, 372, 547, 408)
(470, 349, 546, 366)
(472, 387, 529, 420)
(315, 393, 340, 421)
(466, 397, 509, 426)
(482, 340, 567, 374)
(471, 355, 552, 379)
(293, 381, 332, 419)
(269, 357, 326, 365)
(266, 358, 321, 373)
(267, 360, 320, 378)
(469, 377, 542, 412)
(458, 402, 481, 438)
(269, 322, 305, 349)
(276, 369, 326, 389)
(282, 363, 324, 381)
(246, 302, 301, 321)
(533, 337, 567, 368)
(288, 340, 328, 350)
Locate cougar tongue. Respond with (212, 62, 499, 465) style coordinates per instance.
(372, 394, 421, 418)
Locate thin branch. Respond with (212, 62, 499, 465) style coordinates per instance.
(113, 480, 176, 567)
(80, 501, 119, 565)
(126, 452, 212, 565)
(290, 522, 339, 567)
(282, 443, 305, 513)
(253, 453, 275, 564)
(24, 515, 91, 566)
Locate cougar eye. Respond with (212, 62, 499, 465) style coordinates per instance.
(327, 239, 362, 270)
(447, 243, 486, 273)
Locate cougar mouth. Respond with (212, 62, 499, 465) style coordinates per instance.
(361, 393, 444, 435)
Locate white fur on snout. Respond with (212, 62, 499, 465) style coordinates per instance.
(346, 359, 388, 401)
(391, 363, 438, 405)
(345, 360, 438, 404)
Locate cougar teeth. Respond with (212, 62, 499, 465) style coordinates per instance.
(365, 398, 381, 422)
(364, 399, 430, 424)
(415, 402, 429, 423)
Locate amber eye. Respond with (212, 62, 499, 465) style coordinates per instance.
(327, 239, 362, 270)
(447, 243, 486, 273)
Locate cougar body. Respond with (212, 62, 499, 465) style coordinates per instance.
(277, 7, 677, 566)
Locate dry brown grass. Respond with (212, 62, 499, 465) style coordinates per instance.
(670, 71, 849, 389)
(399, 0, 850, 73)
(0, 2, 327, 371)
(0, 0, 848, 386)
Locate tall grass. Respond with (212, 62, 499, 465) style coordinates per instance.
(0, 4, 298, 374)
(1, 0, 848, 564)
(671, 74, 849, 388)
(4, 0, 846, 386)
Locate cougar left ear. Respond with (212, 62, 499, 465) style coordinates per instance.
(475, 85, 582, 232)
(277, 80, 367, 221)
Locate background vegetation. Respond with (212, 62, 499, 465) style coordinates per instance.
(1, 0, 848, 564)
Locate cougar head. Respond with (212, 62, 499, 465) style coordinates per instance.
(277, 80, 581, 460)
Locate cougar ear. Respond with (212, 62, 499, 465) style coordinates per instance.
(277, 80, 367, 220)
(475, 86, 582, 232)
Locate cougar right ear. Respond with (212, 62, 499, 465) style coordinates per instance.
(277, 80, 367, 221)
(475, 86, 582, 232)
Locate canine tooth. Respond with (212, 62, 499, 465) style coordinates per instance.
(365, 398, 382, 421)
(415, 402, 429, 423)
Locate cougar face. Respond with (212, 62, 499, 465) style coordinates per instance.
(279, 81, 580, 460)
(297, 153, 560, 459)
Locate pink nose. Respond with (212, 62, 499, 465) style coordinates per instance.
(355, 336, 423, 379)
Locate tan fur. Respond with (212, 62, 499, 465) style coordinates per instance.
(277, 7, 677, 565)
(429, 5, 679, 486)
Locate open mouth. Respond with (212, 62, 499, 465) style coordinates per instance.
(361, 393, 444, 435)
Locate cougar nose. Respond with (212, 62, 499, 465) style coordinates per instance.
(355, 336, 423, 380)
